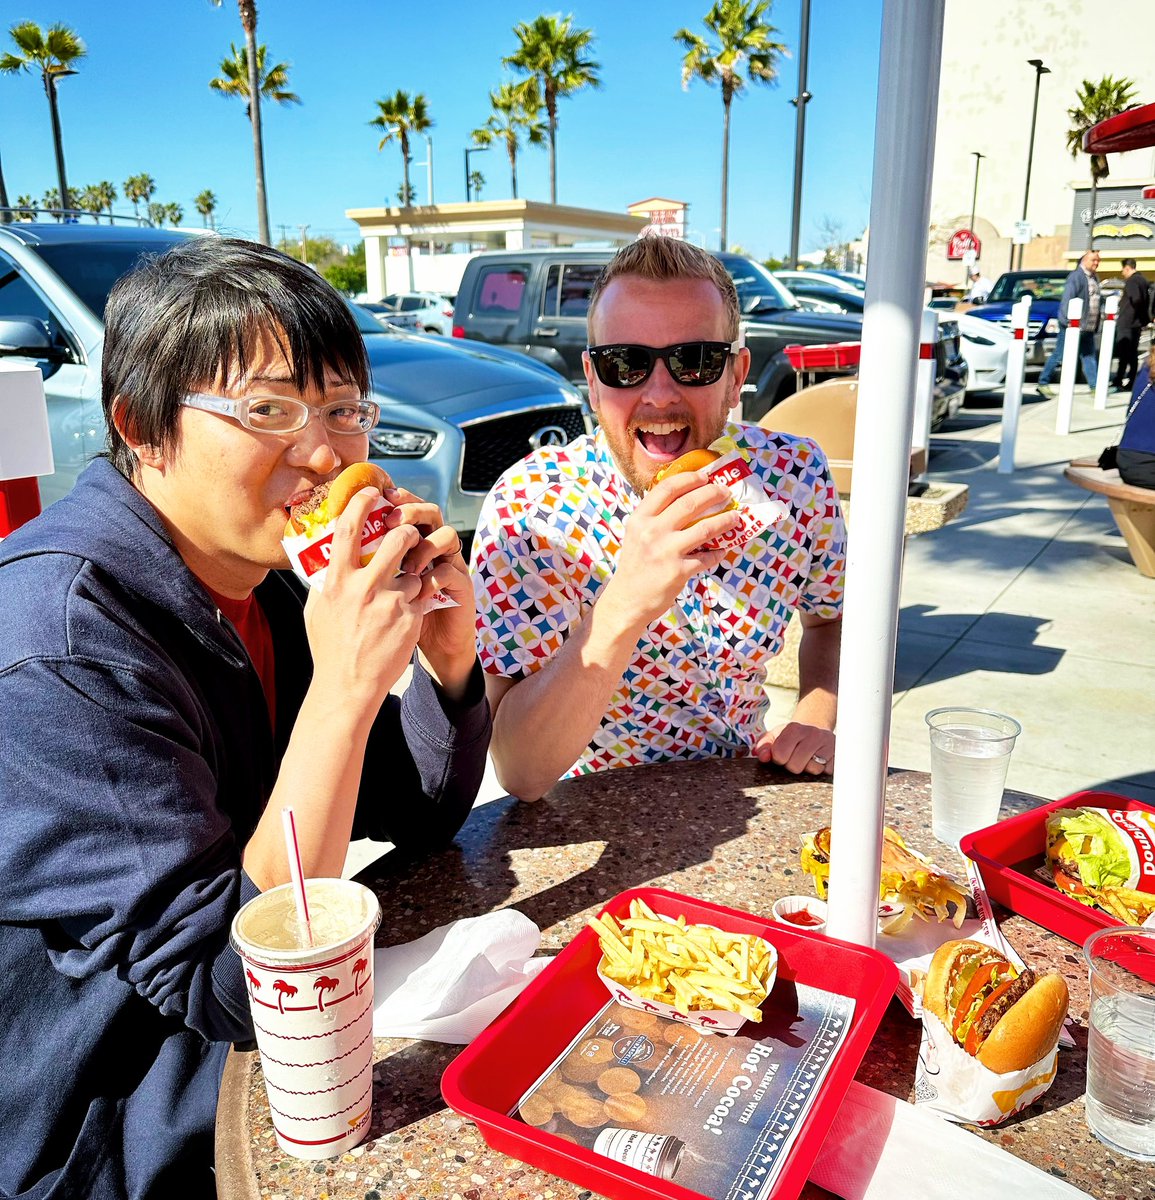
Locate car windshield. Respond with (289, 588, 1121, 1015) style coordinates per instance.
(723, 258, 798, 314)
(31, 235, 193, 321)
(347, 301, 394, 334)
(987, 273, 1068, 303)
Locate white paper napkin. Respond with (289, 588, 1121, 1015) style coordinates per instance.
(372, 909, 551, 1044)
(809, 1081, 1092, 1199)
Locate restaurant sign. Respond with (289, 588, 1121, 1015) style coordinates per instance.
(946, 229, 981, 260)
(1071, 183, 1155, 251)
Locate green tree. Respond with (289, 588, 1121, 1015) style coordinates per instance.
(209, 41, 300, 118)
(14, 194, 37, 220)
(471, 80, 546, 200)
(93, 180, 116, 222)
(42, 186, 60, 218)
(165, 202, 183, 227)
(370, 90, 434, 209)
(74, 184, 102, 222)
(1065, 76, 1139, 250)
(469, 169, 485, 200)
(195, 189, 218, 228)
(209, 0, 270, 245)
(503, 15, 601, 205)
(675, 1, 786, 250)
(123, 173, 156, 221)
(0, 20, 87, 212)
(147, 200, 166, 227)
(324, 258, 367, 297)
(396, 181, 415, 205)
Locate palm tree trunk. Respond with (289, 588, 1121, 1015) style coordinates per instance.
(509, 143, 518, 200)
(44, 75, 72, 214)
(240, 2, 271, 245)
(547, 96, 558, 205)
(0, 149, 11, 225)
(1088, 175, 1098, 251)
(720, 96, 732, 251)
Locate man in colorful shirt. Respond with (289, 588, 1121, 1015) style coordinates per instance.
(470, 237, 845, 801)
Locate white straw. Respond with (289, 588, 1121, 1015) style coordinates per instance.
(281, 807, 312, 947)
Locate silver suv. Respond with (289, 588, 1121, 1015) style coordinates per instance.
(0, 224, 590, 533)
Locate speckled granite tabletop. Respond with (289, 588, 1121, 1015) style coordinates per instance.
(215, 760, 1151, 1200)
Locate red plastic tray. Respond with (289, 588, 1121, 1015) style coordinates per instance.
(960, 790, 1155, 946)
(783, 342, 861, 371)
(441, 887, 898, 1200)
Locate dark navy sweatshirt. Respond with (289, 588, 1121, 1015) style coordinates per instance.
(0, 460, 491, 1198)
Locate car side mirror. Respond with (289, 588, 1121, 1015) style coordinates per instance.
(0, 317, 69, 362)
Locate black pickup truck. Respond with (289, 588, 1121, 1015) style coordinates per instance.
(452, 248, 966, 426)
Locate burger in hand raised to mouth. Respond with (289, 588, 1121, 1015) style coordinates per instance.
(923, 939, 1068, 1072)
(285, 463, 391, 540)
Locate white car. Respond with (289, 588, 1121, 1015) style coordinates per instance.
(379, 291, 456, 335)
(954, 311, 1011, 394)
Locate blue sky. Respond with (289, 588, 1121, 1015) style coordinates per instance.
(1, 1, 882, 260)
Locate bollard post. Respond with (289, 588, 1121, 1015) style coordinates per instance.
(911, 309, 939, 463)
(1094, 294, 1119, 410)
(1054, 296, 1083, 435)
(998, 295, 1031, 473)
(0, 362, 54, 538)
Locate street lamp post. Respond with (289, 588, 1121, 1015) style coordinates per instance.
(965, 150, 985, 286)
(464, 146, 489, 202)
(44, 68, 78, 216)
(1013, 58, 1050, 271)
(788, 0, 813, 270)
(413, 135, 434, 205)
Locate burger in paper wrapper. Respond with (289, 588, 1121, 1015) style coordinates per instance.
(650, 437, 787, 553)
(281, 463, 456, 612)
(914, 939, 1068, 1124)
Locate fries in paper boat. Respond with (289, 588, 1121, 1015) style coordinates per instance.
(801, 826, 971, 933)
(587, 899, 777, 1034)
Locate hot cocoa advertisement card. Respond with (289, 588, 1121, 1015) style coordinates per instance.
(514, 982, 855, 1199)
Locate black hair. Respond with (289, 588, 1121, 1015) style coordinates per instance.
(1122, 257, 1137, 269)
(101, 236, 369, 478)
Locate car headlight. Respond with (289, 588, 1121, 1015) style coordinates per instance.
(962, 331, 995, 347)
(368, 426, 436, 457)
(1044, 318, 1058, 334)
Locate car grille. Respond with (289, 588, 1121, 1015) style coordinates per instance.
(461, 406, 588, 493)
(996, 317, 1044, 338)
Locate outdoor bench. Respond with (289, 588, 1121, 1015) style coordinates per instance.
(1064, 461, 1155, 577)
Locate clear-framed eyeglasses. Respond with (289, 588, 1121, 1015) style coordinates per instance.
(181, 392, 380, 435)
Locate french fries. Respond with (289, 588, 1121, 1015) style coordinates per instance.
(587, 899, 774, 1023)
(1093, 886, 1155, 927)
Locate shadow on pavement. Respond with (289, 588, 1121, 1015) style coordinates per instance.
(1081, 770, 1155, 804)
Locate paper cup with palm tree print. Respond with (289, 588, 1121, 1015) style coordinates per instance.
(231, 878, 381, 1159)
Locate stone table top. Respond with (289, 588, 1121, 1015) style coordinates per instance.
(216, 759, 1150, 1200)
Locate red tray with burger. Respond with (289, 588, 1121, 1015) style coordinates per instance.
(960, 790, 1155, 946)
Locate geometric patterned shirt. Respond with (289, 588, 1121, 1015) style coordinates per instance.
(469, 420, 846, 777)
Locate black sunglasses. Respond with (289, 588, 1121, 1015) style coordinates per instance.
(586, 340, 742, 388)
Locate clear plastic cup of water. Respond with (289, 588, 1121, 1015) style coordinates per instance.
(1084, 927, 1155, 1161)
(925, 707, 1021, 847)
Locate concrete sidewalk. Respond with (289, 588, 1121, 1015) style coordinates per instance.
(880, 385, 1154, 805)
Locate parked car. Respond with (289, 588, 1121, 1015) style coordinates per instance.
(0, 224, 590, 533)
(773, 273, 865, 314)
(775, 269, 865, 297)
(358, 300, 421, 332)
(954, 311, 1011, 394)
(452, 248, 966, 426)
(965, 269, 1068, 366)
(376, 291, 456, 335)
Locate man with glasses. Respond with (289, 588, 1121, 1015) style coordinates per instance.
(470, 237, 844, 802)
(0, 238, 490, 1198)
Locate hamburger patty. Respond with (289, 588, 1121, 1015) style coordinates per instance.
(290, 480, 332, 521)
(974, 968, 1036, 1042)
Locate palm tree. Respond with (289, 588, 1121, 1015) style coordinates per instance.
(123, 173, 156, 223)
(313, 975, 339, 1012)
(42, 186, 60, 219)
(503, 15, 601, 205)
(209, 42, 300, 119)
(0, 149, 11, 225)
(675, 1, 786, 250)
(0, 20, 87, 214)
(370, 90, 434, 208)
(469, 169, 486, 200)
(164, 203, 184, 228)
(471, 81, 546, 200)
(147, 200, 166, 228)
(93, 180, 116, 223)
(209, 0, 270, 245)
(1065, 76, 1139, 250)
(14, 194, 36, 220)
(195, 189, 218, 228)
(75, 185, 101, 223)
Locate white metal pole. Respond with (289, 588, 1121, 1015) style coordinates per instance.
(825, 0, 946, 948)
(1055, 297, 1083, 435)
(998, 296, 1031, 474)
(1094, 294, 1119, 410)
(911, 309, 939, 459)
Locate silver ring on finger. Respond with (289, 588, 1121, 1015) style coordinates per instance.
(810, 754, 829, 766)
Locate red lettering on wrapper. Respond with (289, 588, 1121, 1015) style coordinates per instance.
(1108, 810, 1155, 889)
(707, 458, 753, 488)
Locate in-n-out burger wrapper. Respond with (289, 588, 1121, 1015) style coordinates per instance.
(690, 439, 788, 554)
(913, 1009, 1059, 1126)
(282, 493, 457, 613)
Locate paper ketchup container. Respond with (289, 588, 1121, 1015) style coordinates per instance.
(595, 926, 778, 1035)
(914, 1009, 1059, 1126)
(281, 493, 456, 612)
(691, 439, 788, 554)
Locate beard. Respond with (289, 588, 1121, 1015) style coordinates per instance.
(601, 404, 731, 496)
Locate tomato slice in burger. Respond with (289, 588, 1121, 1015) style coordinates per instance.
(951, 962, 997, 1037)
(963, 978, 1017, 1055)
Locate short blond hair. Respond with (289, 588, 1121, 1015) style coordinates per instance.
(587, 236, 740, 341)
